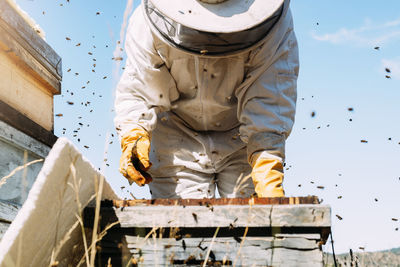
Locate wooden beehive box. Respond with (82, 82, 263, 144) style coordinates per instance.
(0, 0, 62, 133)
(84, 197, 331, 267)
(0, 0, 62, 233)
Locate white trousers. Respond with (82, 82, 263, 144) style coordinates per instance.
(147, 112, 255, 199)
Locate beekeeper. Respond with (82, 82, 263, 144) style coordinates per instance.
(115, 0, 299, 199)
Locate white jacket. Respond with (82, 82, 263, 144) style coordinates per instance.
(114, 0, 299, 169)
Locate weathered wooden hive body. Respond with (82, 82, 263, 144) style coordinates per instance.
(85, 197, 331, 267)
(0, 0, 62, 237)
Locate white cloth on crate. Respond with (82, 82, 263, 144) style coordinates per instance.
(114, 1, 299, 198)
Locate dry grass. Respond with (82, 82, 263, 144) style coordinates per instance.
(202, 226, 220, 267)
(0, 158, 43, 188)
(48, 156, 118, 267)
(324, 248, 400, 267)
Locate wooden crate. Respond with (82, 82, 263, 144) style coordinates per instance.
(84, 197, 331, 267)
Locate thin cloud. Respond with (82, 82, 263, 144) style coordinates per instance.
(112, 0, 134, 86)
(384, 17, 400, 27)
(382, 58, 400, 80)
(312, 17, 400, 46)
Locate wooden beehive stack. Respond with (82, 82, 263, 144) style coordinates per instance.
(0, 0, 62, 238)
(0, 138, 332, 267)
(84, 197, 331, 267)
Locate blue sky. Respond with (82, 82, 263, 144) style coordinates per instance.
(13, 0, 400, 253)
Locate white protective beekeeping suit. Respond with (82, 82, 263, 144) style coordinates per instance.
(115, 0, 299, 199)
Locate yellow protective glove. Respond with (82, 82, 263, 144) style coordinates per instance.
(251, 154, 285, 197)
(119, 127, 152, 186)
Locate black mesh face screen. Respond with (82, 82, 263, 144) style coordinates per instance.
(145, 0, 283, 56)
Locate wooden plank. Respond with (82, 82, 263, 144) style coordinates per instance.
(0, 0, 62, 94)
(123, 234, 322, 252)
(0, 120, 51, 158)
(0, 137, 45, 205)
(0, 26, 61, 95)
(0, 222, 10, 241)
(0, 100, 57, 147)
(86, 204, 331, 229)
(112, 196, 320, 207)
(98, 234, 323, 266)
(0, 49, 55, 131)
(0, 201, 20, 223)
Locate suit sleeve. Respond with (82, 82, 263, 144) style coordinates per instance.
(114, 7, 179, 138)
(236, 9, 299, 164)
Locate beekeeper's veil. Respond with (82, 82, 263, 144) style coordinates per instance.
(143, 0, 285, 56)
